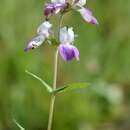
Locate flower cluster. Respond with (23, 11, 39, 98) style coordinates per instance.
(24, 0, 98, 61)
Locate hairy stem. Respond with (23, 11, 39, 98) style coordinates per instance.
(47, 50, 58, 130)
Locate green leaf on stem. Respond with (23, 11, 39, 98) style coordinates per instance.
(13, 119, 25, 130)
(25, 70, 53, 93)
(53, 82, 90, 94)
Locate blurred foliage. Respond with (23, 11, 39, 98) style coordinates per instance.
(0, 0, 130, 130)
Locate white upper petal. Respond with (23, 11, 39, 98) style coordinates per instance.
(76, 0, 86, 7)
(60, 27, 68, 43)
(37, 21, 52, 37)
(60, 27, 74, 44)
(67, 27, 74, 43)
(51, 0, 66, 4)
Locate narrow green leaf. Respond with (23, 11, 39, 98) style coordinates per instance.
(13, 119, 25, 130)
(25, 70, 53, 93)
(53, 82, 90, 94)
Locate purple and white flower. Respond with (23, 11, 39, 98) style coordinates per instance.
(58, 27, 79, 61)
(78, 7, 98, 25)
(24, 21, 52, 52)
(44, 0, 98, 25)
(44, 0, 67, 17)
(24, 35, 45, 52)
(73, 0, 98, 25)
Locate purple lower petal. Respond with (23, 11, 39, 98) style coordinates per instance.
(59, 44, 79, 61)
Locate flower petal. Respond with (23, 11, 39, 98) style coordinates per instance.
(44, 3, 66, 17)
(74, 0, 86, 7)
(59, 27, 68, 44)
(59, 44, 79, 61)
(24, 35, 45, 52)
(73, 46, 79, 60)
(90, 16, 99, 25)
(78, 7, 98, 25)
(37, 21, 52, 37)
(67, 27, 75, 43)
(60, 27, 74, 44)
(51, 0, 66, 4)
(44, 4, 54, 16)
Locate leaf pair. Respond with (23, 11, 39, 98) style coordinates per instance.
(25, 70, 90, 94)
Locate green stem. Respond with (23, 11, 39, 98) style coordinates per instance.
(47, 50, 58, 130)
(47, 13, 64, 130)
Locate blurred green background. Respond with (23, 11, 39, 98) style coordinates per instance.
(0, 0, 130, 130)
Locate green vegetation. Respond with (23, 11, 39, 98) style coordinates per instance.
(0, 0, 130, 130)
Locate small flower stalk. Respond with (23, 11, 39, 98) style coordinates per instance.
(24, 0, 98, 130)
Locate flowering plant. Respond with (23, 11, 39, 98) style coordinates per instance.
(16, 0, 98, 130)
